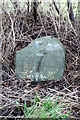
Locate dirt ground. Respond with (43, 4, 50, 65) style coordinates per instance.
(1, 8, 80, 119)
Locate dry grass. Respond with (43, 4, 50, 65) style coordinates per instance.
(0, 1, 80, 119)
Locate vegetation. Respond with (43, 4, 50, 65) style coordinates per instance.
(23, 91, 70, 119)
(0, 0, 78, 16)
(0, 0, 79, 119)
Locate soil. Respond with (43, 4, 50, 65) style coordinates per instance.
(1, 8, 80, 120)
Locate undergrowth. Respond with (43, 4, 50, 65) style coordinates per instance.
(16, 91, 70, 119)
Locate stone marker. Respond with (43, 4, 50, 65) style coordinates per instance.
(15, 36, 65, 81)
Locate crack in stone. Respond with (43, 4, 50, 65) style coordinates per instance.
(37, 52, 47, 72)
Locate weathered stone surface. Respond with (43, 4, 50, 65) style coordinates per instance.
(15, 36, 65, 81)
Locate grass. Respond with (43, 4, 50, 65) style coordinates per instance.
(23, 91, 70, 119)
(1, 0, 79, 119)
(0, 0, 78, 17)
